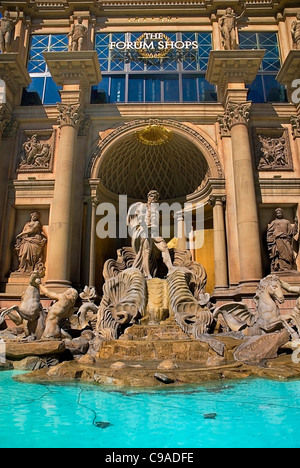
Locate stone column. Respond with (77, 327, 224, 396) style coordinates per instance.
(223, 101, 263, 283)
(44, 51, 101, 291)
(209, 195, 228, 289)
(206, 50, 265, 287)
(89, 194, 100, 289)
(46, 103, 85, 289)
(175, 212, 187, 251)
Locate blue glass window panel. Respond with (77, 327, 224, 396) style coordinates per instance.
(263, 75, 287, 102)
(246, 75, 265, 103)
(110, 51, 126, 71)
(28, 35, 49, 73)
(49, 35, 68, 51)
(239, 32, 281, 72)
(91, 77, 110, 103)
(96, 34, 110, 67)
(26, 77, 45, 100)
(43, 77, 62, 105)
(164, 76, 179, 102)
(147, 58, 162, 71)
(28, 34, 68, 74)
(128, 76, 144, 102)
(130, 58, 145, 71)
(110, 76, 125, 102)
(28, 55, 47, 74)
(163, 52, 178, 71)
(145, 77, 161, 102)
(198, 77, 217, 102)
(239, 32, 257, 49)
(182, 50, 198, 71)
(183, 75, 198, 102)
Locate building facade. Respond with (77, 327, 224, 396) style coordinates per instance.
(0, 0, 299, 309)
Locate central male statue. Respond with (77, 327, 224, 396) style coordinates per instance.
(127, 190, 175, 279)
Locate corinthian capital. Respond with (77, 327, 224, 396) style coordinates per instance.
(57, 103, 85, 129)
(218, 101, 252, 136)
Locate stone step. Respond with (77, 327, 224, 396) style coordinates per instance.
(124, 322, 188, 341)
(4, 340, 65, 360)
(98, 339, 213, 362)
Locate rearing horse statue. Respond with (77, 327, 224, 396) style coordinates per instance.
(214, 275, 299, 338)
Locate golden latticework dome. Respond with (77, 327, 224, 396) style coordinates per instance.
(135, 123, 174, 146)
(98, 130, 210, 200)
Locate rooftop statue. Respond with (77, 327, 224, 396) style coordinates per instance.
(0, 7, 20, 54)
(267, 208, 298, 273)
(68, 17, 87, 52)
(219, 6, 246, 51)
(291, 14, 300, 50)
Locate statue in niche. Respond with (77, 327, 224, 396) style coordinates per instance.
(267, 208, 299, 273)
(258, 135, 289, 170)
(0, 7, 20, 54)
(127, 190, 175, 280)
(219, 6, 246, 51)
(291, 14, 300, 50)
(68, 17, 87, 52)
(15, 212, 47, 274)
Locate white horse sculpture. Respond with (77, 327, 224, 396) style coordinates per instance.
(0, 270, 45, 340)
(214, 275, 299, 338)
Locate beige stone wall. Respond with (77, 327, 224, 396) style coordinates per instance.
(0, 0, 300, 302)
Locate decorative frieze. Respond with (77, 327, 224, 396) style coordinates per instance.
(253, 128, 293, 171)
(18, 130, 55, 173)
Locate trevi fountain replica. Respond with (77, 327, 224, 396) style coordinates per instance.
(0, 5, 300, 388)
(1, 190, 300, 388)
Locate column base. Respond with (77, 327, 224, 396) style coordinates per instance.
(45, 280, 73, 293)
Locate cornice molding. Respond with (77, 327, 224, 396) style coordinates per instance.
(0, 0, 294, 17)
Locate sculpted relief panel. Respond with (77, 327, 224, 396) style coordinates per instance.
(18, 130, 55, 172)
(254, 128, 293, 171)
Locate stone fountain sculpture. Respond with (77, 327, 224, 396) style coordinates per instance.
(0, 270, 46, 341)
(1, 191, 299, 374)
(94, 191, 300, 365)
(96, 190, 213, 344)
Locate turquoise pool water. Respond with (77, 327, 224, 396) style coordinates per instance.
(0, 371, 300, 448)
